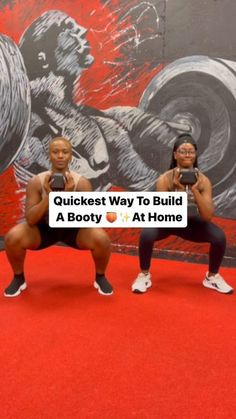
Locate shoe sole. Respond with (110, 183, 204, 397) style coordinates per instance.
(94, 282, 113, 296)
(4, 282, 27, 298)
(132, 280, 152, 294)
(202, 279, 233, 294)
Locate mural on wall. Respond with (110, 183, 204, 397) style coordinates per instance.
(14, 8, 175, 193)
(0, 0, 235, 260)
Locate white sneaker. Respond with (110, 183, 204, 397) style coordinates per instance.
(132, 272, 152, 293)
(203, 272, 234, 294)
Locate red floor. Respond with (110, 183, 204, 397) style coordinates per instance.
(0, 247, 236, 418)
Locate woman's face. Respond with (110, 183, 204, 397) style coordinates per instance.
(55, 17, 94, 78)
(49, 139, 72, 172)
(174, 142, 197, 168)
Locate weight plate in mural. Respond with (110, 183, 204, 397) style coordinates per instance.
(0, 34, 31, 173)
(140, 55, 236, 218)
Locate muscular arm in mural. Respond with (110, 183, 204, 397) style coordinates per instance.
(1, 7, 235, 222)
(11, 9, 178, 193)
(15, 105, 172, 192)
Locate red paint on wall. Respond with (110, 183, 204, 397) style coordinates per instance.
(0, 0, 162, 232)
(0, 167, 24, 234)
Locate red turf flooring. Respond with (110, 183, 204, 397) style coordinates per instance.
(0, 247, 236, 418)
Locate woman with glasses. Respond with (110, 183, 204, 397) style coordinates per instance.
(132, 134, 233, 295)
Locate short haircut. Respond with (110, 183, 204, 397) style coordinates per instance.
(49, 137, 72, 151)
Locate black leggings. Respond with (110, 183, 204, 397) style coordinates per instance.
(139, 216, 226, 273)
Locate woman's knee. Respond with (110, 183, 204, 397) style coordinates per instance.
(97, 233, 111, 251)
(4, 226, 24, 249)
(91, 229, 111, 251)
(5, 223, 40, 250)
(140, 228, 158, 247)
(209, 224, 226, 247)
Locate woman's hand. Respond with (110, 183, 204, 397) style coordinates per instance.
(43, 172, 53, 195)
(64, 172, 75, 191)
(190, 170, 202, 192)
(173, 168, 185, 191)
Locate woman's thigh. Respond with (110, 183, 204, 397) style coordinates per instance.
(5, 223, 42, 250)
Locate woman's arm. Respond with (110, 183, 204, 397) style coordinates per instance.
(155, 172, 172, 191)
(25, 174, 51, 226)
(191, 173, 214, 221)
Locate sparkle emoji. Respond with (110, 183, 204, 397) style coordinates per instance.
(120, 212, 130, 222)
(106, 212, 117, 223)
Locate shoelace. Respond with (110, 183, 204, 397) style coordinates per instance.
(208, 274, 221, 281)
(136, 273, 149, 282)
(208, 274, 227, 286)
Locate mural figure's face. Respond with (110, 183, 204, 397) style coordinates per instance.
(54, 17, 94, 78)
(174, 143, 196, 169)
(49, 139, 72, 172)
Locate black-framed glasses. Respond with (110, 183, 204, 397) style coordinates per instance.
(177, 149, 196, 156)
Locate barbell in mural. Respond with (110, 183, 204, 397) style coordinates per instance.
(140, 55, 236, 218)
(0, 10, 235, 219)
(0, 34, 31, 173)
